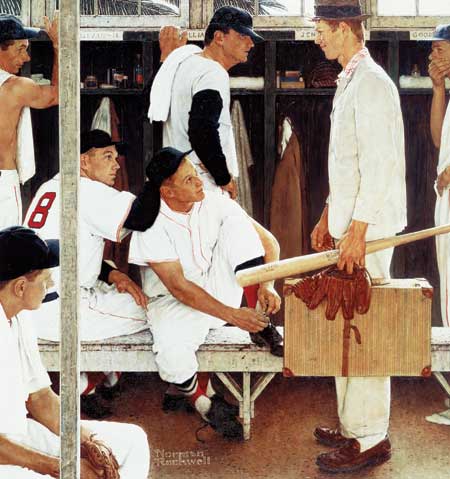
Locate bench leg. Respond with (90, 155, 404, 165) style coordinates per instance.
(433, 371, 450, 398)
(242, 373, 251, 440)
(215, 372, 277, 440)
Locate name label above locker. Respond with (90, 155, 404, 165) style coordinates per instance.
(410, 30, 434, 41)
(294, 29, 316, 40)
(294, 29, 370, 41)
(80, 30, 124, 41)
(187, 30, 205, 41)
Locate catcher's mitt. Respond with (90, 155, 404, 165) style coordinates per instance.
(286, 265, 371, 321)
(81, 434, 120, 479)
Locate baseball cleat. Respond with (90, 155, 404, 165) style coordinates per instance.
(250, 323, 284, 357)
(81, 393, 112, 419)
(96, 381, 123, 401)
(162, 393, 196, 413)
(206, 395, 244, 440)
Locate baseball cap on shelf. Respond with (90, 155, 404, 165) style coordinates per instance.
(312, 0, 370, 21)
(80, 129, 127, 155)
(0, 14, 40, 43)
(208, 6, 264, 43)
(0, 226, 59, 281)
(431, 24, 450, 42)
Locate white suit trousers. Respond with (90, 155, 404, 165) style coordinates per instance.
(335, 247, 393, 452)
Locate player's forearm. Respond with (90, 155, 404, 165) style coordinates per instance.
(124, 182, 159, 231)
(251, 220, 280, 264)
(431, 85, 446, 148)
(26, 388, 60, 437)
(169, 278, 236, 323)
(0, 435, 59, 476)
(188, 89, 231, 186)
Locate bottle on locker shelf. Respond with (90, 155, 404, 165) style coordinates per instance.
(134, 54, 144, 88)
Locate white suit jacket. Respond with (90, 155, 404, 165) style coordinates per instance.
(327, 55, 407, 240)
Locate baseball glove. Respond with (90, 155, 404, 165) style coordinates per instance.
(81, 434, 120, 479)
(286, 265, 371, 321)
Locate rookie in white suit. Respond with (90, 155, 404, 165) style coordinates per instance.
(0, 227, 150, 478)
(130, 147, 281, 440)
(311, 4, 406, 473)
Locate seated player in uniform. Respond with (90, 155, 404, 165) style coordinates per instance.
(0, 226, 150, 479)
(24, 130, 161, 419)
(129, 147, 282, 440)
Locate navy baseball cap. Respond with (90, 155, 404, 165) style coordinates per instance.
(208, 6, 264, 43)
(146, 147, 192, 185)
(143, 147, 193, 229)
(431, 24, 450, 42)
(81, 129, 127, 155)
(0, 226, 59, 281)
(0, 14, 40, 43)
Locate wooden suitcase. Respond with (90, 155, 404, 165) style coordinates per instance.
(283, 278, 432, 377)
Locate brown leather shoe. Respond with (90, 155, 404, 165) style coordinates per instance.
(316, 437, 391, 474)
(314, 427, 349, 448)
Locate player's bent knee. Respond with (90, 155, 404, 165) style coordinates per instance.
(155, 345, 198, 384)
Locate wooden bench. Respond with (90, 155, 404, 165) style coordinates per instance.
(430, 327, 450, 398)
(39, 327, 283, 440)
(38, 325, 450, 440)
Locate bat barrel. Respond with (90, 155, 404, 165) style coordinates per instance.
(236, 223, 450, 287)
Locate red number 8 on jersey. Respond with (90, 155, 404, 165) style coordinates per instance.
(28, 192, 56, 229)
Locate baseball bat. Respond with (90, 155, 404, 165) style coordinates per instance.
(236, 223, 450, 287)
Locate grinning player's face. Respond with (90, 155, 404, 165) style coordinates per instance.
(220, 28, 254, 67)
(163, 158, 205, 207)
(0, 39, 31, 74)
(21, 269, 54, 311)
(81, 145, 120, 187)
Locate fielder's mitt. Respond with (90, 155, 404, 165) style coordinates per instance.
(286, 265, 371, 321)
(81, 434, 120, 479)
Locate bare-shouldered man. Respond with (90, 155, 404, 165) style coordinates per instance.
(0, 13, 58, 229)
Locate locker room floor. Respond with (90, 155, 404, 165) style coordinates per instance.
(98, 373, 450, 479)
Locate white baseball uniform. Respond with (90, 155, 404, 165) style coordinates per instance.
(0, 170, 22, 229)
(23, 174, 148, 341)
(434, 101, 450, 327)
(151, 46, 239, 194)
(0, 304, 150, 479)
(129, 192, 265, 384)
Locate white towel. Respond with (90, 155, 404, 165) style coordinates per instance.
(0, 69, 35, 184)
(91, 97, 111, 134)
(148, 44, 202, 123)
